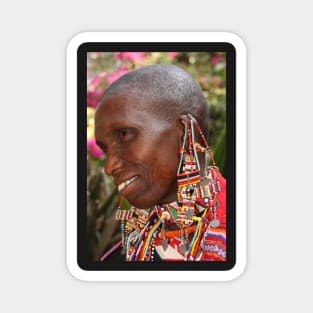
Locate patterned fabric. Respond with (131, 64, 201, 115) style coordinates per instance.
(153, 174, 226, 261)
(103, 172, 226, 262)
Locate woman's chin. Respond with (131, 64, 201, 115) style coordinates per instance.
(127, 194, 177, 210)
(126, 196, 152, 210)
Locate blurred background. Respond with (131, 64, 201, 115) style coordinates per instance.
(87, 52, 226, 261)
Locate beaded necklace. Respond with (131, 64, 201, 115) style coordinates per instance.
(115, 166, 221, 261)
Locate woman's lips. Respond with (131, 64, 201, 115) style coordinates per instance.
(117, 176, 139, 192)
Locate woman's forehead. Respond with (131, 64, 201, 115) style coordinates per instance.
(97, 92, 149, 115)
(96, 101, 173, 138)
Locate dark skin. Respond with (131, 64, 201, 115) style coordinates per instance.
(95, 93, 187, 210)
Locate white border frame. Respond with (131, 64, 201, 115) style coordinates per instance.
(66, 32, 246, 281)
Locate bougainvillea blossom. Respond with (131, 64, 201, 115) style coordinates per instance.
(87, 90, 104, 108)
(87, 138, 104, 159)
(113, 52, 146, 62)
(210, 55, 221, 64)
(106, 67, 129, 84)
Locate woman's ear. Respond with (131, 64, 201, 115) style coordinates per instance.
(176, 114, 189, 144)
(179, 114, 189, 125)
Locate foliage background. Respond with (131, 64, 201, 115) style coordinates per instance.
(87, 52, 226, 261)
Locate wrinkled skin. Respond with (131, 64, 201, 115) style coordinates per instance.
(95, 94, 184, 210)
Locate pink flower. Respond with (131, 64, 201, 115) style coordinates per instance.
(89, 76, 102, 89)
(113, 52, 146, 62)
(113, 53, 122, 60)
(106, 67, 128, 84)
(87, 138, 104, 159)
(167, 52, 178, 59)
(87, 90, 103, 108)
(210, 55, 221, 64)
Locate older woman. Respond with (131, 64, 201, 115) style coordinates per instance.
(95, 64, 226, 262)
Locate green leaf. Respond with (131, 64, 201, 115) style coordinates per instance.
(212, 126, 226, 177)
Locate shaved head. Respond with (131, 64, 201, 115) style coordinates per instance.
(97, 64, 210, 138)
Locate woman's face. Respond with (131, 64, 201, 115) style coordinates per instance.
(95, 94, 182, 209)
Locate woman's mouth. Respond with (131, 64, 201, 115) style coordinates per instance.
(118, 176, 139, 192)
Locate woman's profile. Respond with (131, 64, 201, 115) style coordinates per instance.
(94, 64, 226, 262)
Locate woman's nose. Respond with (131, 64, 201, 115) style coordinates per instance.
(104, 150, 123, 176)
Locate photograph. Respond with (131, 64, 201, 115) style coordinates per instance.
(84, 49, 230, 267)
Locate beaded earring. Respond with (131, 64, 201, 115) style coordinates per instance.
(191, 115, 221, 229)
(176, 114, 221, 257)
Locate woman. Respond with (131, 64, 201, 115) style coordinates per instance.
(95, 64, 226, 261)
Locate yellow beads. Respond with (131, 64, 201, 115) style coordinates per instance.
(193, 216, 202, 222)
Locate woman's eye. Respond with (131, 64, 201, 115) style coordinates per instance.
(120, 129, 129, 137)
(119, 129, 134, 142)
(117, 128, 137, 143)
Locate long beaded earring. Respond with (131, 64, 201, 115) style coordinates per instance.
(176, 115, 201, 254)
(189, 114, 221, 229)
(176, 114, 222, 258)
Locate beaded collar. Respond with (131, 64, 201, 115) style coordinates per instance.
(115, 194, 221, 261)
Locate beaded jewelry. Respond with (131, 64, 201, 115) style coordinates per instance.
(110, 114, 224, 262)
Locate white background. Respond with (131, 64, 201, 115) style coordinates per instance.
(1, 1, 312, 312)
